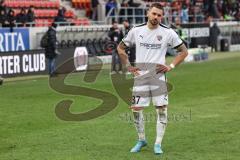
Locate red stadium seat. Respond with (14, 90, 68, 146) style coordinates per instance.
(85, 0, 91, 9)
(3, 0, 77, 27)
(12, 1, 18, 8)
(23, 1, 30, 8)
(65, 10, 74, 18)
(38, 10, 44, 17)
(49, 10, 54, 17)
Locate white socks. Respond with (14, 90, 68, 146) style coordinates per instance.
(132, 109, 145, 141)
(132, 107, 167, 143)
(155, 107, 167, 144)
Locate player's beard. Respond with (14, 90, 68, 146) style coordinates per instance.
(149, 19, 159, 26)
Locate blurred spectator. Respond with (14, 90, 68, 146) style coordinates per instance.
(121, 0, 129, 7)
(91, 0, 99, 21)
(210, 23, 220, 52)
(54, 7, 66, 24)
(26, 6, 35, 27)
(123, 19, 135, 66)
(208, 0, 220, 18)
(7, 9, 15, 32)
(175, 17, 189, 47)
(180, 4, 189, 23)
(108, 21, 123, 74)
(127, 0, 141, 7)
(172, 10, 179, 23)
(106, 0, 117, 16)
(188, 6, 195, 22)
(60, 6, 66, 16)
(16, 8, 27, 27)
(191, 0, 196, 6)
(163, 2, 171, 25)
(44, 23, 58, 77)
(0, 0, 6, 13)
(171, 1, 181, 23)
(124, 0, 144, 23)
(230, 1, 239, 21)
(222, 0, 231, 18)
(234, 4, 240, 21)
(195, 6, 204, 22)
(0, 9, 7, 27)
(119, 0, 128, 22)
(206, 15, 213, 23)
(123, 19, 131, 35)
(203, 0, 209, 13)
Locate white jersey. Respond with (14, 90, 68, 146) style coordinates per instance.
(122, 23, 183, 65)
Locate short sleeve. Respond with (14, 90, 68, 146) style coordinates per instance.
(169, 29, 183, 49)
(122, 28, 135, 47)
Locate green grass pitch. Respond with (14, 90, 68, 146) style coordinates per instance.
(0, 52, 240, 160)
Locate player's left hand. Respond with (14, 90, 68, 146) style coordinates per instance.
(156, 64, 172, 73)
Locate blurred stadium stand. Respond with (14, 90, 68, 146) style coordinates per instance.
(2, 0, 90, 26)
(1, 0, 239, 26)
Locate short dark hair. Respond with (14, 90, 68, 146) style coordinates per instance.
(51, 23, 57, 28)
(149, 3, 164, 11)
(112, 20, 118, 25)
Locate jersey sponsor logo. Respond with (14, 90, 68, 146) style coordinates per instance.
(157, 35, 162, 41)
(140, 43, 162, 49)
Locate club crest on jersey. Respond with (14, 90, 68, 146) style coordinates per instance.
(157, 35, 162, 41)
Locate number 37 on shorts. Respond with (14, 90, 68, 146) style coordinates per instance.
(132, 96, 141, 105)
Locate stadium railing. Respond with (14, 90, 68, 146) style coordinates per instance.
(104, 7, 205, 25)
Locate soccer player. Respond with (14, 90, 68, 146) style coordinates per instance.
(117, 3, 188, 154)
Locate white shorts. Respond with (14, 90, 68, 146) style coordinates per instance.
(132, 73, 168, 107)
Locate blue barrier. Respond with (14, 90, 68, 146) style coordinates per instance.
(0, 28, 30, 52)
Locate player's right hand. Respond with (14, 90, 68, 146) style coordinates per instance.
(127, 66, 140, 76)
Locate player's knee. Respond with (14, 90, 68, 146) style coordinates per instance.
(131, 107, 144, 123)
(157, 107, 166, 113)
(156, 105, 167, 109)
(156, 105, 167, 114)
